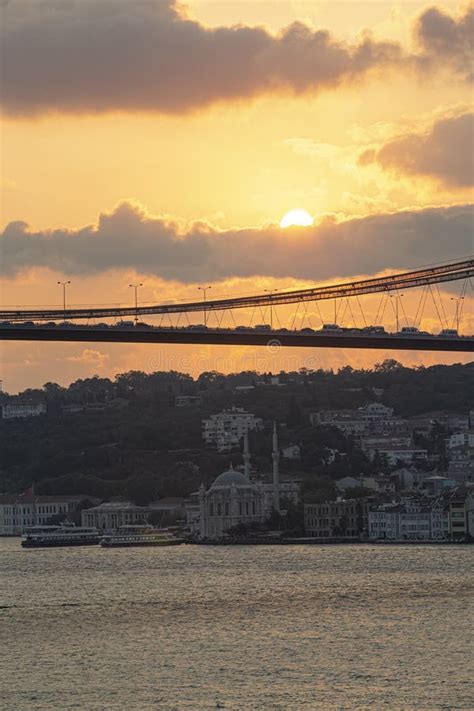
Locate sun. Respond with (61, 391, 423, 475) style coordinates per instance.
(280, 208, 313, 228)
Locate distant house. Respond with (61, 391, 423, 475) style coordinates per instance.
(281, 444, 301, 460)
(2, 401, 46, 419)
(175, 395, 202, 408)
(335, 476, 360, 492)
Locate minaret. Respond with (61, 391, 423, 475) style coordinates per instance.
(272, 421, 280, 512)
(243, 431, 251, 479)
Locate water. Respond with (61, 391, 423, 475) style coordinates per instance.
(1, 539, 473, 710)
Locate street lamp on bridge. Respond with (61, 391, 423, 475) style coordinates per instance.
(129, 283, 143, 323)
(451, 296, 464, 332)
(264, 289, 279, 330)
(198, 286, 212, 327)
(389, 293, 404, 333)
(57, 281, 71, 321)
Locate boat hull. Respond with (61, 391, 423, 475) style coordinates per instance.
(22, 538, 100, 548)
(100, 539, 183, 548)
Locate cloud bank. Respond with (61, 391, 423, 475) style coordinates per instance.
(359, 111, 474, 187)
(1, 202, 472, 281)
(1, 0, 472, 116)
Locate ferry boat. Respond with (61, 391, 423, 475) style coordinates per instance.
(100, 525, 184, 548)
(22, 523, 100, 548)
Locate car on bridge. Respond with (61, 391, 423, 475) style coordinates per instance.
(399, 327, 419, 334)
(363, 326, 386, 334)
(439, 328, 458, 336)
(255, 324, 272, 331)
(115, 321, 135, 328)
(320, 324, 343, 332)
(301, 327, 315, 333)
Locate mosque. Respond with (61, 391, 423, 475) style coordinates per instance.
(197, 423, 300, 539)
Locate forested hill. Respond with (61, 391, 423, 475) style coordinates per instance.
(1, 360, 472, 502)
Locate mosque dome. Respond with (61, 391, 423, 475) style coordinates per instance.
(211, 465, 250, 488)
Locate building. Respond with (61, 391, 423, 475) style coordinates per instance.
(281, 444, 301, 460)
(81, 498, 185, 531)
(357, 403, 394, 420)
(0, 493, 95, 535)
(196, 424, 285, 539)
(2, 401, 46, 419)
(390, 467, 428, 491)
(374, 447, 428, 466)
(423, 475, 457, 495)
(304, 498, 369, 539)
(198, 466, 266, 539)
(175, 395, 202, 408)
(202, 406, 263, 450)
(368, 499, 449, 541)
(361, 436, 413, 458)
(446, 431, 474, 450)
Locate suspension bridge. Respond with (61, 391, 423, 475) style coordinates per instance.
(1, 258, 473, 352)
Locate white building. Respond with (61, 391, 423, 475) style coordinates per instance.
(446, 431, 474, 450)
(2, 401, 46, 419)
(202, 406, 263, 450)
(0, 493, 93, 535)
(368, 499, 449, 541)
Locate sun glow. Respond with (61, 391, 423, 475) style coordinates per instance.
(280, 208, 313, 228)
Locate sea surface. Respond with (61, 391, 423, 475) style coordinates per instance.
(1, 539, 473, 710)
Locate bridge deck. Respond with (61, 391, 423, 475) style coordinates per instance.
(1, 326, 472, 352)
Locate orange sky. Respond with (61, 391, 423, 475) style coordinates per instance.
(0, 0, 472, 392)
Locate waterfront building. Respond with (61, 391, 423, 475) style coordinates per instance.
(368, 498, 450, 541)
(2, 401, 46, 419)
(0, 493, 95, 535)
(202, 406, 263, 450)
(81, 498, 185, 531)
(304, 499, 369, 539)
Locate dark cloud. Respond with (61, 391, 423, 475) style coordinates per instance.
(360, 112, 474, 187)
(1, 202, 472, 281)
(415, 4, 474, 80)
(0, 0, 470, 116)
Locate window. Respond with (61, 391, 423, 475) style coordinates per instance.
(217, 503, 222, 516)
(225, 502, 229, 516)
(252, 502, 256, 515)
(245, 502, 249, 515)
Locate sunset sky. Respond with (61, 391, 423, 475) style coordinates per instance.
(1, 0, 473, 392)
